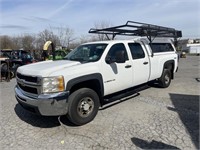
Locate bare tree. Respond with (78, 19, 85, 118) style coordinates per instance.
(21, 34, 35, 50)
(0, 35, 13, 49)
(36, 29, 60, 57)
(53, 26, 75, 49)
(11, 36, 22, 49)
(79, 35, 91, 44)
(38, 29, 58, 44)
(94, 20, 113, 41)
(38, 29, 60, 48)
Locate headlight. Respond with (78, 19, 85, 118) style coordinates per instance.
(42, 76, 65, 93)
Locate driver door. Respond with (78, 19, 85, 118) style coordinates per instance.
(101, 43, 133, 96)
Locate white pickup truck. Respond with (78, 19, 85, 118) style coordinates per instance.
(15, 37, 178, 125)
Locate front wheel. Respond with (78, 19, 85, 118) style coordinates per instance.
(67, 88, 100, 125)
(158, 69, 171, 88)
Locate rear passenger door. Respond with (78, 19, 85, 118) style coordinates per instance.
(128, 42, 150, 86)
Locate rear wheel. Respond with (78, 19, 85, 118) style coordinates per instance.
(158, 69, 171, 88)
(67, 88, 100, 125)
(1, 63, 7, 78)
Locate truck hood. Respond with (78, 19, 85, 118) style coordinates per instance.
(17, 60, 81, 76)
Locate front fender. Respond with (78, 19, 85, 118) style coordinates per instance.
(66, 73, 104, 96)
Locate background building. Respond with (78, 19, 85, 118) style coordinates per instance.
(178, 39, 200, 55)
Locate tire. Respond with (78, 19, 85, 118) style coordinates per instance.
(0, 63, 8, 79)
(10, 71, 15, 78)
(13, 64, 21, 77)
(158, 69, 171, 88)
(67, 88, 100, 125)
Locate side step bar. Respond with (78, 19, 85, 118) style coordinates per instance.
(100, 84, 149, 110)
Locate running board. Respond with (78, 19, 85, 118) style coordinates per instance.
(104, 89, 139, 102)
(101, 84, 149, 108)
(100, 92, 139, 110)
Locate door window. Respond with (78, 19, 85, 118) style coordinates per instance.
(128, 43, 145, 59)
(106, 43, 128, 63)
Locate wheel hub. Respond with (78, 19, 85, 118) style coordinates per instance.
(78, 97, 94, 117)
(165, 75, 170, 84)
(82, 102, 90, 111)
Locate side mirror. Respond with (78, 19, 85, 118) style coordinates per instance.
(106, 56, 116, 64)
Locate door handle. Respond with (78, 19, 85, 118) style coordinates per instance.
(143, 62, 148, 65)
(125, 65, 132, 68)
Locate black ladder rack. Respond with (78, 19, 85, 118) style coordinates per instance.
(89, 21, 182, 42)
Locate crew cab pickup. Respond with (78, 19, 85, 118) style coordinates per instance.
(15, 37, 178, 125)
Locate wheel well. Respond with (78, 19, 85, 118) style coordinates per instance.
(69, 79, 103, 105)
(163, 60, 174, 79)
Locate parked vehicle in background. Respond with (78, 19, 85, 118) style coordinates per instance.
(0, 50, 12, 80)
(48, 50, 69, 60)
(0, 49, 10, 61)
(0, 49, 36, 78)
(15, 21, 182, 125)
(42, 41, 72, 61)
(180, 52, 186, 58)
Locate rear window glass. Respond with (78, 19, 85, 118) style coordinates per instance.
(150, 43, 174, 53)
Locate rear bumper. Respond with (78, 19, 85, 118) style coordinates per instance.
(15, 85, 69, 116)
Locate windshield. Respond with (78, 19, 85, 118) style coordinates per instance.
(64, 43, 108, 63)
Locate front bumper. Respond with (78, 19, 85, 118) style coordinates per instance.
(15, 85, 69, 116)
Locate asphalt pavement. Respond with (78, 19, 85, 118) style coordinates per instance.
(0, 55, 199, 150)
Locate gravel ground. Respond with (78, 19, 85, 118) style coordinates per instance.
(0, 55, 199, 150)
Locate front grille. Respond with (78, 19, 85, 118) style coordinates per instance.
(17, 73, 38, 83)
(17, 72, 41, 95)
(18, 82, 38, 94)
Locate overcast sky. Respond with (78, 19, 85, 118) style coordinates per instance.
(0, 0, 199, 38)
